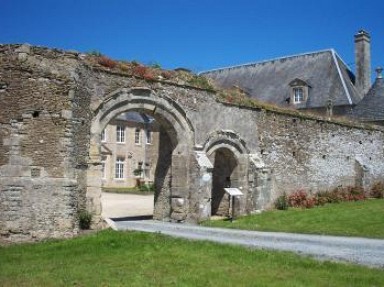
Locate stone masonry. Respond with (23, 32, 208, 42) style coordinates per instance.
(1, 44, 384, 242)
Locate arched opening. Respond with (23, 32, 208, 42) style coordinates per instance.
(86, 88, 194, 224)
(100, 111, 168, 219)
(209, 148, 240, 216)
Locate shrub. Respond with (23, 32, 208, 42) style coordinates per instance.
(131, 60, 140, 66)
(139, 183, 155, 192)
(274, 194, 288, 210)
(287, 190, 317, 209)
(133, 66, 147, 77)
(117, 62, 130, 72)
(318, 186, 366, 204)
(314, 194, 328, 206)
(86, 49, 103, 57)
(78, 210, 92, 230)
(150, 62, 161, 69)
(161, 70, 173, 79)
(187, 76, 212, 89)
(288, 190, 307, 208)
(348, 186, 366, 201)
(97, 56, 117, 69)
(133, 168, 143, 176)
(143, 71, 155, 81)
(370, 182, 384, 198)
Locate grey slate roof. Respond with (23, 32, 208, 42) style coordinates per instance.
(115, 111, 155, 123)
(200, 50, 362, 109)
(352, 77, 384, 121)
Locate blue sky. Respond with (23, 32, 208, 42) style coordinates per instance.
(1, 0, 383, 74)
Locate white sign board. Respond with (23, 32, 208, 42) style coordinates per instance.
(224, 188, 243, 196)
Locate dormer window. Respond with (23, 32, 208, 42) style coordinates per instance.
(293, 87, 304, 103)
(289, 78, 310, 105)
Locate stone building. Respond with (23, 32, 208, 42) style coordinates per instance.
(101, 111, 159, 189)
(352, 67, 384, 125)
(201, 30, 376, 118)
(1, 43, 384, 243)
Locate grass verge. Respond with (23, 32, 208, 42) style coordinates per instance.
(203, 199, 384, 238)
(102, 187, 154, 195)
(1, 229, 383, 286)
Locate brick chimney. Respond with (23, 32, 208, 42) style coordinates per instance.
(354, 30, 371, 96)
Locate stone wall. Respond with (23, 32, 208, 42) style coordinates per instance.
(0, 45, 80, 241)
(1, 44, 384, 242)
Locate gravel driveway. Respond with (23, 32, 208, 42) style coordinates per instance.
(101, 192, 154, 218)
(108, 219, 384, 268)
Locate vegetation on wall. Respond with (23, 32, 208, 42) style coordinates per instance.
(83, 51, 383, 132)
(84, 54, 215, 90)
(77, 210, 92, 230)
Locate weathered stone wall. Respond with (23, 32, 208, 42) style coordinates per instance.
(1, 45, 384, 242)
(255, 110, 384, 205)
(0, 45, 82, 241)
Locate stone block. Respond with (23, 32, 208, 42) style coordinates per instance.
(171, 197, 185, 213)
(170, 211, 186, 222)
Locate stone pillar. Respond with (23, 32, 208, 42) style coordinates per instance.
(186, 151, 213, 223)
(355, 30, 371, 96)
(169, 154, 190, 221)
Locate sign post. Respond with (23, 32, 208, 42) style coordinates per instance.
(224, 188, 243, 222)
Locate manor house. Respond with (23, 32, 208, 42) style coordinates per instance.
(202, 30, 384, 124)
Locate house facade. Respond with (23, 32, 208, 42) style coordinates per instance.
(101, 112, 159, 188)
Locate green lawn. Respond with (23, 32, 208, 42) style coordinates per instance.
(203, 199, 384, 238)
(102, 186, 154, 195)
(1, 230, 383, 287)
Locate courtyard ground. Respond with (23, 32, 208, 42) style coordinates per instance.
(101, 192, 154, 219)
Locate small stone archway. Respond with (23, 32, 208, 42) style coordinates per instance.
(86, 87, 195, 224)
(203, 130, 250, 217)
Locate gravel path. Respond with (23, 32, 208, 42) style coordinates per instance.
(107, 219, 384, 268)
(101, 192, 154, 218)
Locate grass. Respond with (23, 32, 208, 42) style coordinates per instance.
(1, 229, 384, 287)
(102, 186, 154, 195)
(203, 199, 384, 238)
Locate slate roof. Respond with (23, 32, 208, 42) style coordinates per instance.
(115, 111, 155, 123)
(200, 50, 362, 109)
(352, 76, 384, 121)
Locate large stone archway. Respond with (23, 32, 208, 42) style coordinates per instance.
(86, 87, 195, 224)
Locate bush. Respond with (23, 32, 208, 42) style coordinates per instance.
(287, 190, 317, 209)
(86, 49, 103, 57)
(370, 182, 384, 198)
(97, 56, 117, 69)
(139, 183, 155, 192)
(283, 185, 367, 211)
(288, 190, 307, 208)
(133, 66, 147, 77)
(78, 210, 92, 230)
(161, 70, 173, 79)
(133, 168, 143, 176)
(274, 194, 288, 210)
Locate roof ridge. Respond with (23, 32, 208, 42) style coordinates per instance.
(331, 49, 353, 105)
(199, 49, 334, 75)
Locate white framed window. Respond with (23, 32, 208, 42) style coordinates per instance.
(293, 87, 304, 103)
(115, 158, 124, 179)
(101, 129, 106, 142)
(116, 126, 125, 143)
(135, 128, 141, 145)
(146, 129, 152, 144)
